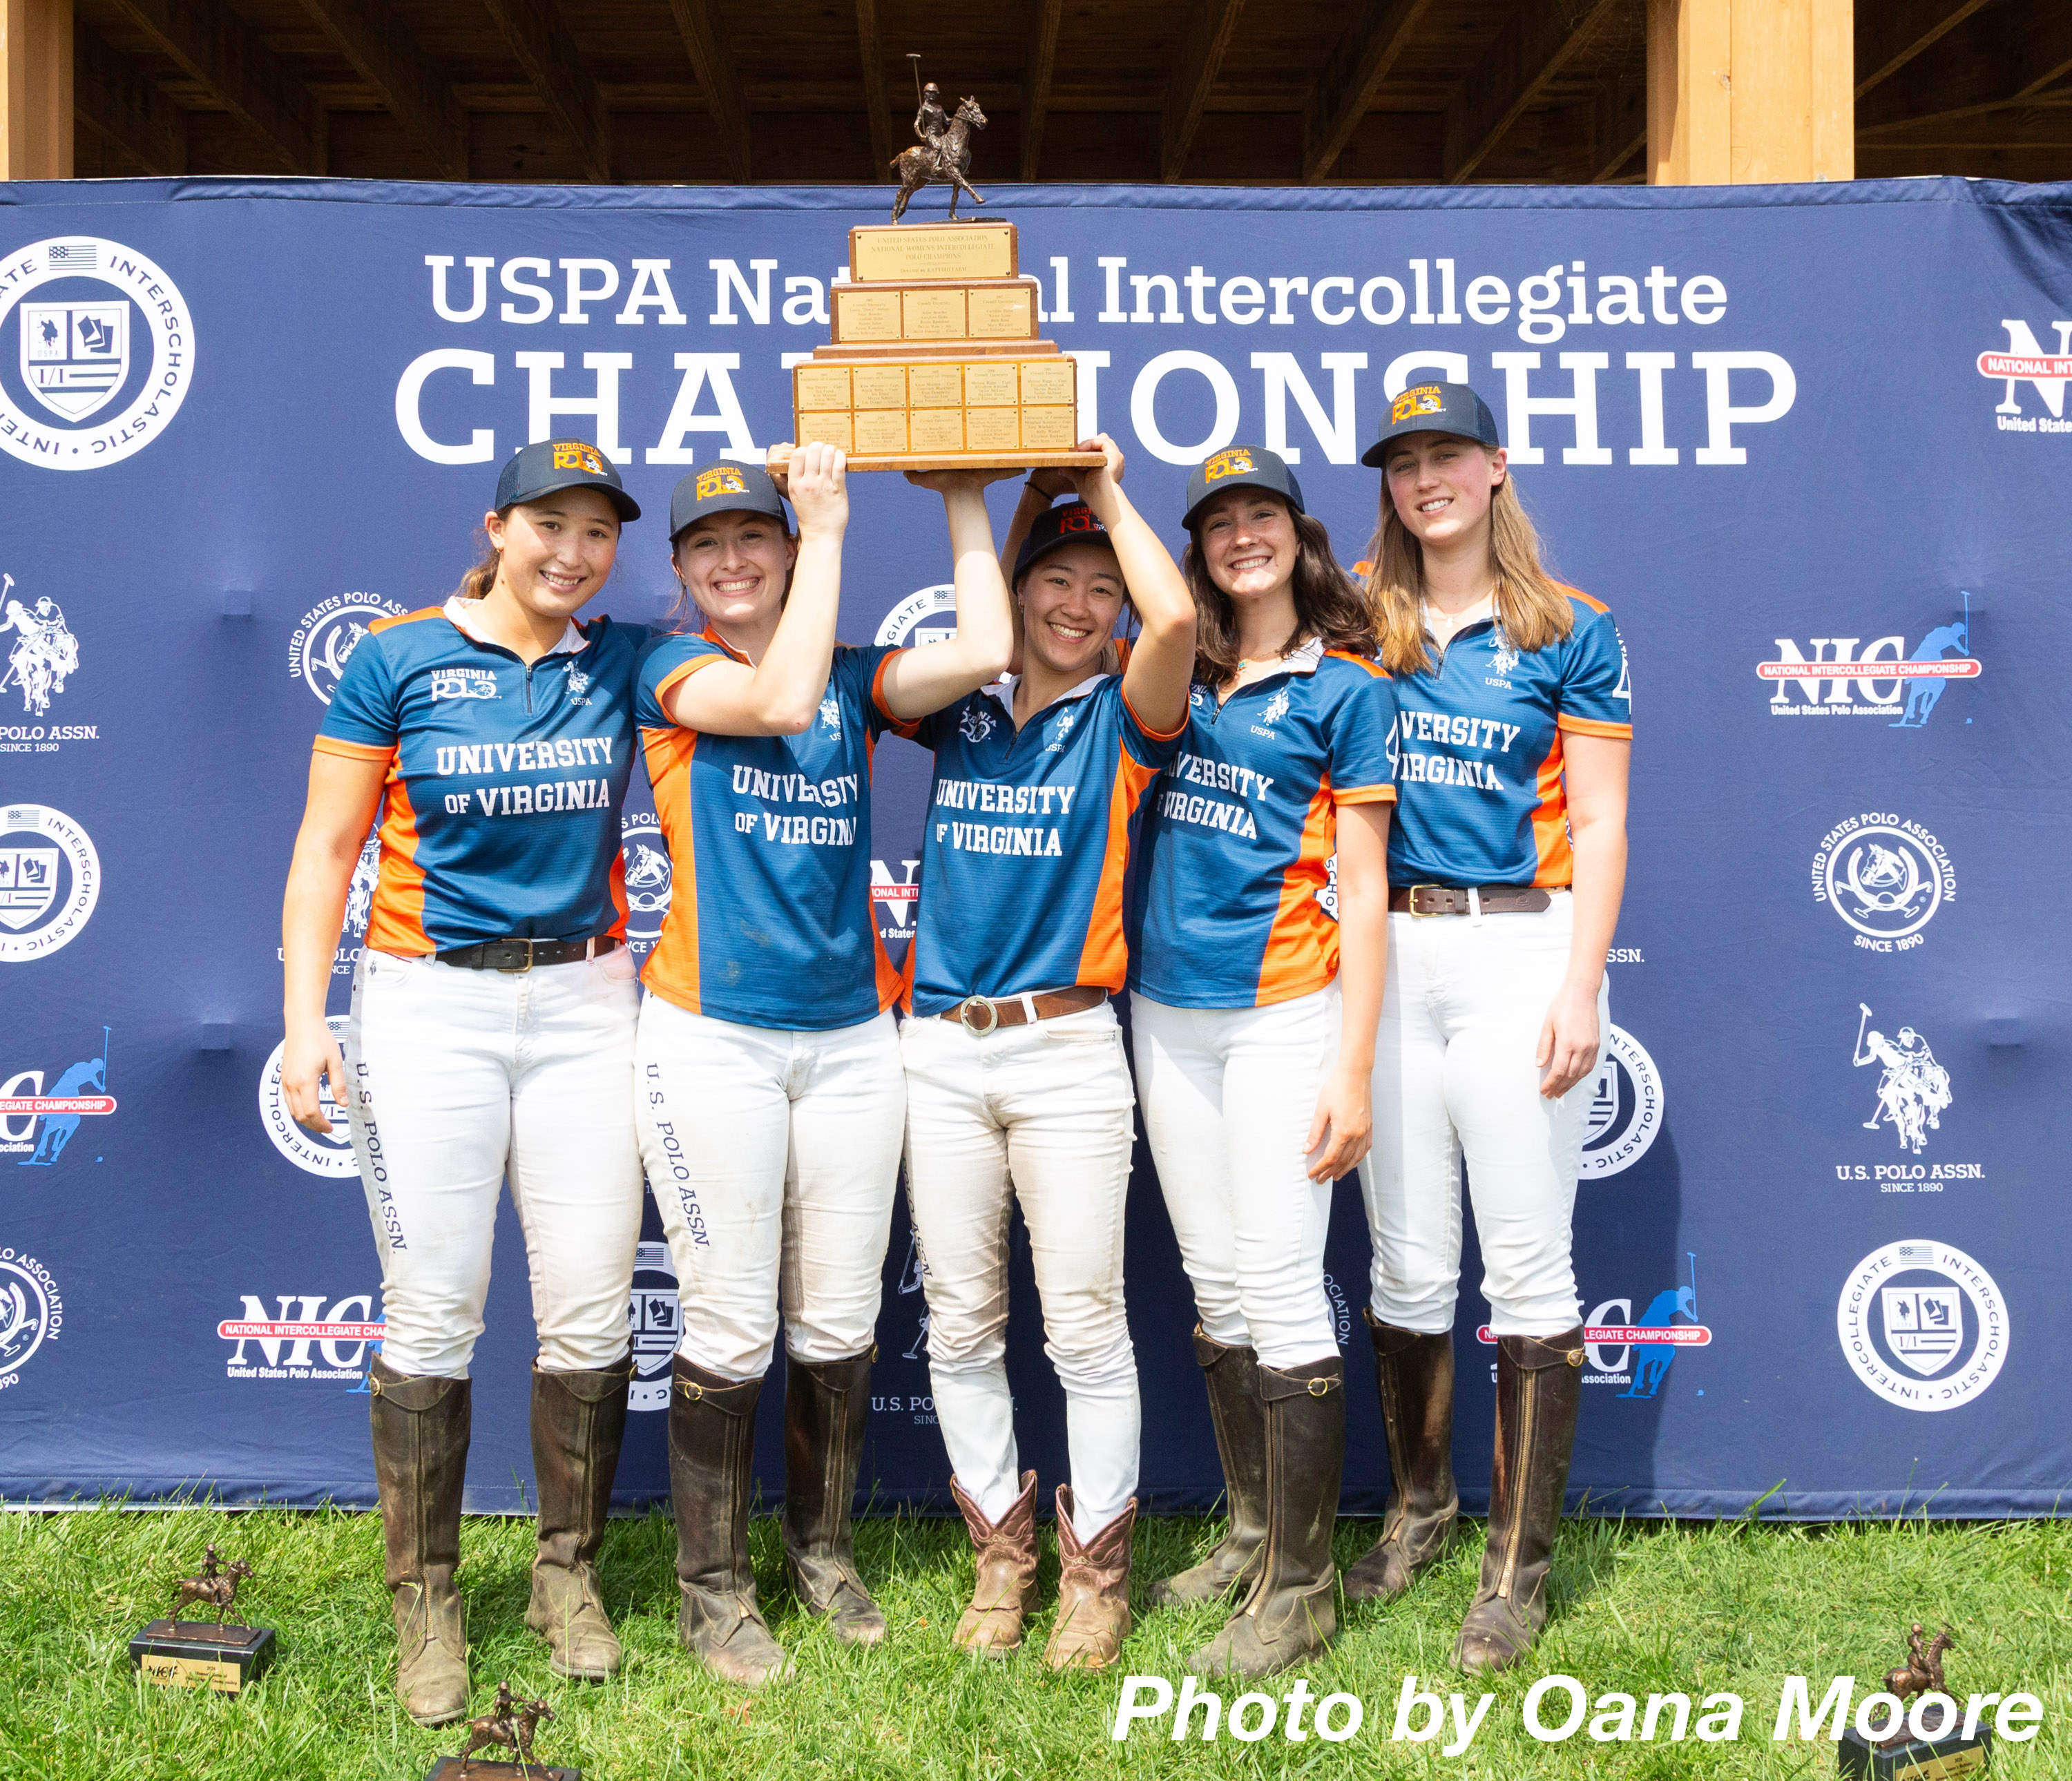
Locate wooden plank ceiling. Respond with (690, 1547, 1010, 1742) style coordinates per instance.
(68, 0, 2072, 186)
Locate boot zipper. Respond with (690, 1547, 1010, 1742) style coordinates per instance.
(1496, 1369, 1537, 1602)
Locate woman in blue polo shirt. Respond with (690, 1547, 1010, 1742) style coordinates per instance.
(634, 445, 1014, 1688)
(1128, 444, 1394, 1679)
(280, 440, 648, 1725)
(1352, 382, 1631, 1675)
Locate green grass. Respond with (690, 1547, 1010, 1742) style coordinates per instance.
(4, 1503, 2069, 1778)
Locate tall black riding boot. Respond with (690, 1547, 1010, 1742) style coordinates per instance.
(1149, 1326, 1267, 1607)
(526, 1357, 633, 1679)
(369, 1356, 471, 1726)
(1187, 1356, 1344, 1679)
(1453, 1328, 1584, 1673)
(781, 1347, 886, 1645)
(1343, 1311, 1457, 1602)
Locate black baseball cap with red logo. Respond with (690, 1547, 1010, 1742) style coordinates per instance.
(1013, 501, 1117, 585)
(1180, 444, 1306, 530)
(668, 461, 788, 542)
(494, 437, 640, 521)
(1361, 381, 1501, 466)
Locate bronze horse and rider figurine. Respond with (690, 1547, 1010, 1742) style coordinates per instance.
(171, 1548, 257, 1631)
(450, 1682, 559, 1777)
(890, 59, 987, 223)
(1876, 1623, 1958, 1749)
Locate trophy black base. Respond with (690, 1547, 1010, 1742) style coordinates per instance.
(1840, 1724, 1992, 1780)
(423, 1760, 581, 1780)
(128, 1619, 276, 1693)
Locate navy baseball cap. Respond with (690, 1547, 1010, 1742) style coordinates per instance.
(669, 461, 788, 543)
(494, 438, 640, 521)
(1362, 381, 1501, 466)
(1013, 501, 1116, 585)
(1180, 445, 1306, 530)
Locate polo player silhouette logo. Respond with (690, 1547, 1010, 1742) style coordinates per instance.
(1261, 687, 1290, 728)
(1893, 591, 1976, 729)
(1852, 1005, 1950, 1155)
(1489, 625, 1521, 679)
(0, 578, 79, 716)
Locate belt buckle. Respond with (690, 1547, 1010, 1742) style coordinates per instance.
(957, 995, 999, 1035)
(497, 938, 536, 974)
(1409, 883, 1448, 917)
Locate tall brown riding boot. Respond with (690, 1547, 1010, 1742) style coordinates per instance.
(369, 1356, 470, 1726)
(781, 1347, 886, 1646)
(1148, 1327, 1267, 1606)
(526, 1357, 632, 1680)
(950, 1470, 1039, 1655)
(669, 1355, 791, 1688)
(1187, 1356, 1344, 1679)
(1453, 1328, 1584, 1673)
(1045, 1486, 1135, 1672)
(1343, 1312, 1457, 1603)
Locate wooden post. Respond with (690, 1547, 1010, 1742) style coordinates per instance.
(1, 0, 73, 179)
(1649, 0, 1851, 184)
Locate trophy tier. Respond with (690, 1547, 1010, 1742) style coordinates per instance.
(780, 222, 1102, 474)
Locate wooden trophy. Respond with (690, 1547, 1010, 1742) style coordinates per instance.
(128, 1544, 277, 1693)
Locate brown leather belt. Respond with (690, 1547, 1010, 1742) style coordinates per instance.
(1390, 884, 1555, 916)
(435, 935, 621, 972)
(937, 984, 1107, 1034)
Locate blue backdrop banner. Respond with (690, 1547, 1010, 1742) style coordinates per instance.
(1, 175, 2066, 1519)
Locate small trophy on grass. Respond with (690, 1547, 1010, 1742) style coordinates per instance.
(1839, 1624, 1991, 1780)
(128, 1543, 277, 1693)
(424, 1681, 579, 1781)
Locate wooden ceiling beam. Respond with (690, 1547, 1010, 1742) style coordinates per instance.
(73, 21, 184, 174)
(854, 0, 892, 179)
(104, 0, 324, 173)
(667, 0, 749, 181)
(297, 0, 466, 178)
(1301, 0, 1436, 181)
(477, 0, 609, 181)
(1159, 0, 1247, 183)
(1019, 0, 1062, 181)
(1855, 0, 1991, 98)
(1444, 0, 1622, 183)
(1590, 68, 1645, 184)
(1858, 3, 2072, 133)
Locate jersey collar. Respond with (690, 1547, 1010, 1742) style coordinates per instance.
(700, 624, 752, 664)
(443, 596, 587, 657)
(1280, 636, 1325, 677)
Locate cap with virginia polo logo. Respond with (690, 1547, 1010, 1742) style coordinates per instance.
(669, 461, 788, 542)
(494, 438, 641, 521)
(1361, 381, 1501, 466)
(1180, 443, 1307, 530)
(1013, 500, 1115, 585)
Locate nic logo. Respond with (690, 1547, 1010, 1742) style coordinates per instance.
(871, 857, 921, 942)
(1480, 1257, 1710, 1398)
(430, 669, 499, 702)
(219, 1293, 383, 1382)
(0, 1026, 114, 1167)
(1758, 594, 1980, 728)
(1977, 318, 2072, 433)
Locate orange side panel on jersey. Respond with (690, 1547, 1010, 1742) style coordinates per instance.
(638, 724, 703, 1014)
(1073, 752, 1161, 990)
(1528, 730, 1573, 887)
(1256, 778, 1339, 1005)
(364, 756, 432, 954)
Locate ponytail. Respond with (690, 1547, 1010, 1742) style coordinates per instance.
(454, 512, 507, 601)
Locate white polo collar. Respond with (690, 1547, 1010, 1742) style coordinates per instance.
(985, 668, 1113, 708)
(444, 596, 586, 657)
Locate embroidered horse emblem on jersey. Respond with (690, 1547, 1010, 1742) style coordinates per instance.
(1392, 385, 1445, 423)
(1203, 447, 1255, 482)
(1489, 627, 1521, 679)
(696, 465, 748, 500)
(1046, 706, 1077, 752)
(959, 702, 996, 744)
(819, 695, 842, 735)
(1260, 687, 1290, 728)
(566, 666, 592, 703)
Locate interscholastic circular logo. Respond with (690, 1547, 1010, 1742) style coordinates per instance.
(627, 1240, 683, 1412)
(1812, 814, 1957, 943)
(0, 1247, 63, 1380)
(259, 1015, 358, 1177)
(874, 584, 959, 649)
(1836, 1239, 2007, 1412)
(1582, 1023, 1663, 1178)
(620, 811, 672, 952)
(0, 804, 100, 962)
(289, 593, 410, 705)
(0, 236, 195, 469)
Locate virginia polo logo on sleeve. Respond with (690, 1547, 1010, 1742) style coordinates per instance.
(1837, 1240, 2006, 1411)
(1202, 447, 1256, 481)
(0, 805, 100, 962)
(0, 237, 195, 469)
(1391, 385, 1445, 422)
(1977, 317, 2072, 434)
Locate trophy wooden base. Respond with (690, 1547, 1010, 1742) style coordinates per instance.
(423, 1760, 581, 1781)
(768, 444, 1105, 476)
(1839, 1723, 1992, 1780)
(129, 1619, 276, 1693)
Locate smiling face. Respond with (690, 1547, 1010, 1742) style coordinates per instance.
(485, 488, 622, 623)
(1195, 486, 1299, 604)
(672, 507, 798, 629)
(1383, 431, 1508, 552)
(1018, 540, 1126, 681)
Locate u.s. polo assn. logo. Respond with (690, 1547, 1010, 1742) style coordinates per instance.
(620, 811, 671, 954)
(0, 805, 99, 962)
(1837, 1240, 2006, 1411)
(0, 237, 195, 468)
(0, 1246, 63, 1383)
(1811, 813, 1956, 950)
(289, 593, 410, 705)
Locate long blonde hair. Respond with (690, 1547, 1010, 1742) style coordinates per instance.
(1365, 468, 1573, 676)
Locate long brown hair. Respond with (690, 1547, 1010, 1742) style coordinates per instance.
(1182, 503, 1378, 685)
(666, 514, 799, 635)
(1366, 465, 1573, 675)
(454, 513, 506, 601)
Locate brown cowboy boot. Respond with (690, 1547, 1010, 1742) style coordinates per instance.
(525, 1358, 632, 1679)
(1343, 1313, 1457, 1603)
(1045, 1487, 1135, 1672)
(1453, 1328, 1585, 1674)
(669, 1355, 791, 1688)
(1149, 1327, 1267, 1606)
(950, 1470, 1039, 1654)
(1188, 1357, 1344, 1679)
(368, 1356, 470, 1726)
(781, 1348, 886, 1646)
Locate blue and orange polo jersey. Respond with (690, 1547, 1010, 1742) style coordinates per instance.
(1386, 588, 1631, 889)
(313, 599, 648, 954)
(1129, 639, 1397, 1009)
(889, 671, 1184, 1016)
(636, 630, 902, 1030)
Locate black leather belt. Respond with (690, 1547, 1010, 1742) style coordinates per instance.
(939, 985, 1108, 1034)
(1390, 884, 1555, 916)
(434, 936, 621, 972)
